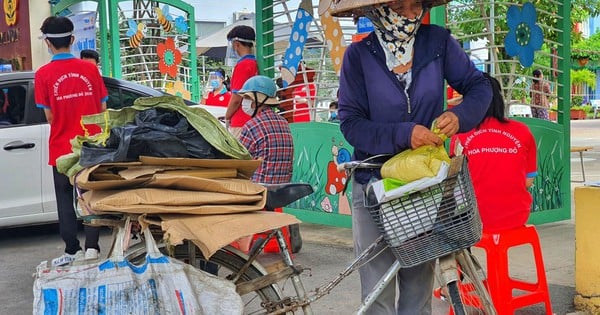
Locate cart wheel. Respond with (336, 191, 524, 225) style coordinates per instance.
(289, 224, 302, 253)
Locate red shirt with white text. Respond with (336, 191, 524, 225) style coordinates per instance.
(451, 118, 537, 232)
(35, 53, 108, 165)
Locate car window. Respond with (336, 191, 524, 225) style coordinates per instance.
(0, 83, 28, 127)
(106, 86, 158, 110)
(106, 87, 127, 110)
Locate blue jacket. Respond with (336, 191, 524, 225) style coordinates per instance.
(338, 25, 492, 184)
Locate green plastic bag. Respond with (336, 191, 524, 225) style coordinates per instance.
(381, 145, 451, 183)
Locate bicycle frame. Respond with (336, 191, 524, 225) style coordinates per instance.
(250, 155, 496, 315)
(266, 228, 494, 315)
(264, 231, 401, 314)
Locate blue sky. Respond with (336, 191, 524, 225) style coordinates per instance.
(191, 0, 301, 23)
(191, 0, 254, 23)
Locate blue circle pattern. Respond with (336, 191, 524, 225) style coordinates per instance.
(336, 148, 351, 164)
(281, 8, 314, 87)
(504, 2, 544, 67)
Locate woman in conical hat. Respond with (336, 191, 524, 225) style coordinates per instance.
(333, 1, 492, 314)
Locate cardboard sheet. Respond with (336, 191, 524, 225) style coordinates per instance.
(75, 158, 259, 191)
(159, 212, 301, 258)
(81, 188, 266, 214)
(75, 157, 267, 216)
(140, 156, 261, 179)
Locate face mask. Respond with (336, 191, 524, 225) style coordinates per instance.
(241, 98, 254, 116)
(367, 5, 425, 67)
(210, 80, 220, 89)
(47, 47, 54, 55)
(370, 4, 423, 42)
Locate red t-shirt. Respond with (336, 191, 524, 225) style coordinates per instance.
(204, 89, 232, 107)
(451, 118, 537, 232)
(291, 83, 316, 122)
(35, 54, 108, 166)
(229, 55, 258, 127)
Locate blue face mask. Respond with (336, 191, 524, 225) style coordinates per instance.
(210, 80, 220, 89)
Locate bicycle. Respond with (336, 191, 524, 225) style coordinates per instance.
(332, 154, 496, 315)
(80, 155, 496, 314)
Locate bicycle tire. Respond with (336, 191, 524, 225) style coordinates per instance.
(125, 241, 285, 315)
(447, 280, 468, 315)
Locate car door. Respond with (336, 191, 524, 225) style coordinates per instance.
(0, 79, 47, 226)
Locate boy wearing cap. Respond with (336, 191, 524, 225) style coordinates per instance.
(238, 75, 293, 184)
(35, 16, 108, 266)
(224, 25, 259, 138)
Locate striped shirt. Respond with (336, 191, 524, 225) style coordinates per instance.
(240, 108, 294, 184)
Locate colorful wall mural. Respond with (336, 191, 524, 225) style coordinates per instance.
(286, 122, 352, 228)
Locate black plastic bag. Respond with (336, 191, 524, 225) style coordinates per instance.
(79, 108, 227, 167)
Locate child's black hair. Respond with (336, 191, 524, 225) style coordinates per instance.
(226, 25, 255, 48)
(80, 49, 100, 64)
(478, 72, 508, 128)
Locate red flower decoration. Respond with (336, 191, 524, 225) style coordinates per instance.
(157, 37, 182, 78)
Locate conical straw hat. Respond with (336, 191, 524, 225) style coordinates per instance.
(331, 0, 452, 17)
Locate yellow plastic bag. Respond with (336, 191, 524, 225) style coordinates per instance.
(381, 145, 451, 183)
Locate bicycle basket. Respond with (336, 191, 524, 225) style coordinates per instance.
(366, 156, 481, 267)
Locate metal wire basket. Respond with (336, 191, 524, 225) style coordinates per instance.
(365, 157, 482, 267)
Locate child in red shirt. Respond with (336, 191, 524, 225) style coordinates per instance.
(451, 73, 537, 232)
(201, 69, 231, 107)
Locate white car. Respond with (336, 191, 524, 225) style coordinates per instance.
(0, 71, 220, 228)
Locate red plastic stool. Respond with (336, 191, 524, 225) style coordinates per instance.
(450, 225, 553, 315)
(258, 207, 291, 253)
(252, 225, 292, 253)
(436, 225, 553, 315)
(477, 224, 553, 314)
(231, 207, 292, 254)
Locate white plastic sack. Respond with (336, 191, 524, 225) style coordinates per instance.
(33, 226, 243, 315)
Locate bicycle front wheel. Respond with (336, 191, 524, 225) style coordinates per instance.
(125, 240, 285, 315)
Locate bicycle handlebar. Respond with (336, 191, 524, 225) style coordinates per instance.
(337, 161, 383, 172)
(336, 154, 391, 172)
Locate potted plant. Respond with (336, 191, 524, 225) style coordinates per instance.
(549, 104, 558, 121)
(571, 69, 597, 88)
(582, 104, 594, 119)
(572, 33, 600, 67)
(570, 70, 596, 120)
(572, 50, 591, 66)
(570, 105, 587, 120)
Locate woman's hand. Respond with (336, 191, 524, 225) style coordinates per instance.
(411, 125, 443, 149)
(435, 111, 460, 138)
